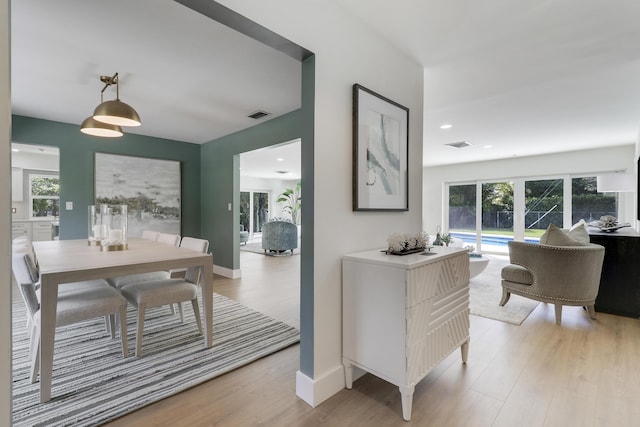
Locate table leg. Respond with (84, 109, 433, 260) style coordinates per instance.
(39, 278, 58, 403)
(201, 261, 214, 347)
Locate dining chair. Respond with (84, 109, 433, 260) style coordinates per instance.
(141, 230, 160, 241)
(156, 232, 181, 246)
(11, 253, 129, 384)
(106, 232, 181, 289)
(118, 237, 209, 357)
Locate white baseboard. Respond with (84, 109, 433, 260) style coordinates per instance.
(213, 264, 241, 279)
(295, 365, 345, 407)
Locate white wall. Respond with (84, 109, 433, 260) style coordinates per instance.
(219, 0, 425, 406)
(1, 0, 11, 421)
(423, 145, 636, 234)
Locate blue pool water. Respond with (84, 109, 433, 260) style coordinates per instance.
(450, 232, 539, 247)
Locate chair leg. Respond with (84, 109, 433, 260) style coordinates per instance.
(135, 304, 146, 357)
(554, 304, 563, 325)
(191, 299, 203, 335)
(586, 305, 597, 320)
(108, 314, 116, 339)
(499, 289, 511, 306)
(104, 315, 112, 336)
(118, 305, 128, 358)
(29, 328, 40, 384)
(178, 302, 185, 323)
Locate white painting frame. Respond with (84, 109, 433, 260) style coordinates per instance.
(94, 153, 181, 237)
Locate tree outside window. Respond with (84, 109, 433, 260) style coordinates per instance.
(30, 174, 59, 217)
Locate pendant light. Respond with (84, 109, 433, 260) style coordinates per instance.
(93, 73, 141, 127)
(80, 116, 123, 138)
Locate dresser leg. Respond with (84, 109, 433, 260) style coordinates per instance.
(343, 360, 353, 389)
(461, 339, 470, 364)
(399, 385, 415, 421)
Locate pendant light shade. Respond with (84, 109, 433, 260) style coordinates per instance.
(80, 116, 124, 138)
(93, 99, 141, 127)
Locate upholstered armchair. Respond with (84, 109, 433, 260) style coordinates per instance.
(500, 241, 605, 325)
(261, 219, 298, 255)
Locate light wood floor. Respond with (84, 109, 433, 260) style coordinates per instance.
(100, 251, 640, 426)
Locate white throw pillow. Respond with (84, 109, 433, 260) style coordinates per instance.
(539, 223, 588, 246)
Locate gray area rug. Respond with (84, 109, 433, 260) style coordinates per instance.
(469, 254, 539, 325)
(12, 293, 300, 427)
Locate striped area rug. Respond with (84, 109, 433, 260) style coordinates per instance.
(12, 293, 300, 426)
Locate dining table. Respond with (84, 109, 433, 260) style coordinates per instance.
(32, 238, 214, 403)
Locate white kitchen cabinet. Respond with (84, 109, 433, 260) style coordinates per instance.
(11, 167, 23, 201)
(32, 221, 53, 241)
(12, 221, 31, 241)
(342, 246, 470, 421)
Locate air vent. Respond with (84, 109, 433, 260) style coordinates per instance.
(445, 141, 472, 149)
(248, 110, 271, 119)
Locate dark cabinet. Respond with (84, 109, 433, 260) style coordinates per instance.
(589, 229, 640, 318)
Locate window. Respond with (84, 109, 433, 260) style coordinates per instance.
(30, 174, 59, 218)
(572, 176, 617, 223)
(447, 174, 620, 253)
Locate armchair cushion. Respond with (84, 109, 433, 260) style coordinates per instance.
(501, 264, 533, 285)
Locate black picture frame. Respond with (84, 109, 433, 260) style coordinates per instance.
(352, 84, 409, 211)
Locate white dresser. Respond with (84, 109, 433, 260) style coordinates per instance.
(342, 246, 470, 421)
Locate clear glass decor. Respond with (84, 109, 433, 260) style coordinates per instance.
(99, 204, 128, 251)
(88, 204, 107, 246)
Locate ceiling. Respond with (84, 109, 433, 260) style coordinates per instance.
(11, 0, 640, 176)
(333, 0, 640, 166)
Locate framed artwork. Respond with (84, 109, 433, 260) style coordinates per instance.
(94, 153, 181, 237)
(352, 84, 409, 211)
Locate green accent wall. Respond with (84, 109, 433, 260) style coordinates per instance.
(11, 115, 201, 240)
(200, 109, 303, 270)
(298, 56, 314, 377)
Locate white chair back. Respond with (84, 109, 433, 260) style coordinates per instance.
(180, 237, 210, 284)
(141, 230, 160, 241)
(157, 233, 180, 246)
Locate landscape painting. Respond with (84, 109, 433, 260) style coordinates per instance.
(94, 153, 181, 237)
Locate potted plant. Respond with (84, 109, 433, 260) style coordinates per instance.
(277, 181, 301, 224)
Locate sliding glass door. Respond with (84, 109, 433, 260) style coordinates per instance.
(447, 175, 621, 254)
(481, 182, 513, 254)
(240, 190, 270, 236)
(449, 184, 477, 247)
(525, 178, 563, 241)
(253, 191, 269, 233)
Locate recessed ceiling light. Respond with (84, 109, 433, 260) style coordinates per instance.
(483, 145, 493, 149)
(11, 148, 19, 152)
(444, 141, 471, 149)
(277, 158, 284, 162)
(440, 124, 452, 129)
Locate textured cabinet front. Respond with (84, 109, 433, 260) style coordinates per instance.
(342, 248, 470, 421)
